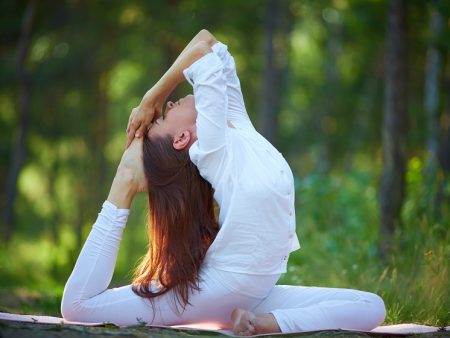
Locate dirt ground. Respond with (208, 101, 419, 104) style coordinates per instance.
(1, 320, 450, 338)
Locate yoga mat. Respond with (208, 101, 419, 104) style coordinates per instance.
(0, 312, 448, 336)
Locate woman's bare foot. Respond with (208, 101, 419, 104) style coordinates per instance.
(231, 308, 281, 336)
(232, 308, 256, 336)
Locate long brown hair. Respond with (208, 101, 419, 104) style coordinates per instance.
(131, 134, 218, 312)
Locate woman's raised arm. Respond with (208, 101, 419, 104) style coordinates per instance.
(108, 138, 146, 208)
(126, 30, 217, 148)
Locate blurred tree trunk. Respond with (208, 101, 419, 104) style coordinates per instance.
(345, 78, 379, 170)
(1, 0, 36, 242)
(424, 3, 444, 206)
(318, 15, 342, 173)
(436, 54, 450, 216)
(260, 0, 292, 146)
(379, 0, 408, 262)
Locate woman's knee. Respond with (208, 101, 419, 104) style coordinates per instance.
(60, 299, 77, 322)
(60, 295, 87, 323)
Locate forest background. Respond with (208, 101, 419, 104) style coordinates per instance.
(0, 0, 449, 327)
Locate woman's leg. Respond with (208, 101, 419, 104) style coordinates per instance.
(233, 285, 386, 334)
(61, 201, 263, 327)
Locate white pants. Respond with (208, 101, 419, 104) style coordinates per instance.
(61, 201, 386, 332)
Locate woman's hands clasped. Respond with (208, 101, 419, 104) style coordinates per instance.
(126, 90, 164, 148)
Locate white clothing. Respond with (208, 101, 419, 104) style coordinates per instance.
(61, 201, 386, 331)
(258, 285, 386, 332)
(61, 41, 386, 332)
(184, 42, 300, 275)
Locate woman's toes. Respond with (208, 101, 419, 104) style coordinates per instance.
(231, 308, 256, 336)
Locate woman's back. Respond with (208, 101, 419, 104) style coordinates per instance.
(185, 43, 300, 275)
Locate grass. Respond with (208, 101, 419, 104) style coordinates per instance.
(0, 157, 449, 327)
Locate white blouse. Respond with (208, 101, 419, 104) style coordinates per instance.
(184, 42, 300, 275)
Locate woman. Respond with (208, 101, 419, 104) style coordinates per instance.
(61, 30, 386, 335)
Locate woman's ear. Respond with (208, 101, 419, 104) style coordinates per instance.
(173, 130, 192, 150)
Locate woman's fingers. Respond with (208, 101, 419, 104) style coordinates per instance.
(135, 124, 148, 138)
(127, 107, 139, 132)
(126, 107, 143, 148)
(126, 130, 135, 149)
(126, 117, 132, 133)
(125, 119, 138, 148)
(126, 118, 151, 148)
(125, 105, 156, 148)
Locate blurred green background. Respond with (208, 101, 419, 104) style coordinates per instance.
(0, 0, 449, 327)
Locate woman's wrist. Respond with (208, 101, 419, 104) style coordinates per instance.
(107, 168, 138, 209)
(141, 82, 170, 108)
(150, 66, 184, 99)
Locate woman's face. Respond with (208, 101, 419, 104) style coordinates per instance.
(147, 94, 197, 140)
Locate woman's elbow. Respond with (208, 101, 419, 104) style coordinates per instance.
(193, 40, 212, 57)
(198, 29, 217, 46)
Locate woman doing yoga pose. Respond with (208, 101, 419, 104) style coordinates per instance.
(61, 30, 386, 335)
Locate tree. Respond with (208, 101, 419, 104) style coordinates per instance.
(1, 0, 36, 242)
(424, 4, 444, 178)
(259, 0, 292, 146)
(317, 6, 343, 173)
(436, 52, 450, 219)
(423, 2, 445, 220)
(379, 0, 408, 261)
(426, 0, 450, 221)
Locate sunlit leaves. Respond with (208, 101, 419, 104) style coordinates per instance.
(31, 35, 51, 63)
(108, 61, 144, 100)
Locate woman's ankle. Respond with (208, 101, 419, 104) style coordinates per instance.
(252, 313, 281, 334)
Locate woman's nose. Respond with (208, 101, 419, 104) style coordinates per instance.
(166, 101, 174, 109)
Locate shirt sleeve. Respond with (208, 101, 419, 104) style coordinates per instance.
(183, 52, 228, 153)
(61, 201, 156, 326)
(212, 42, 253, 127)
(184, 52, 229, 186)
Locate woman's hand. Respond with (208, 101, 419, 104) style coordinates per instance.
(126, 92, 164, 148)
(125, 30, 216, 149)
(108, 138, 147, 208)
